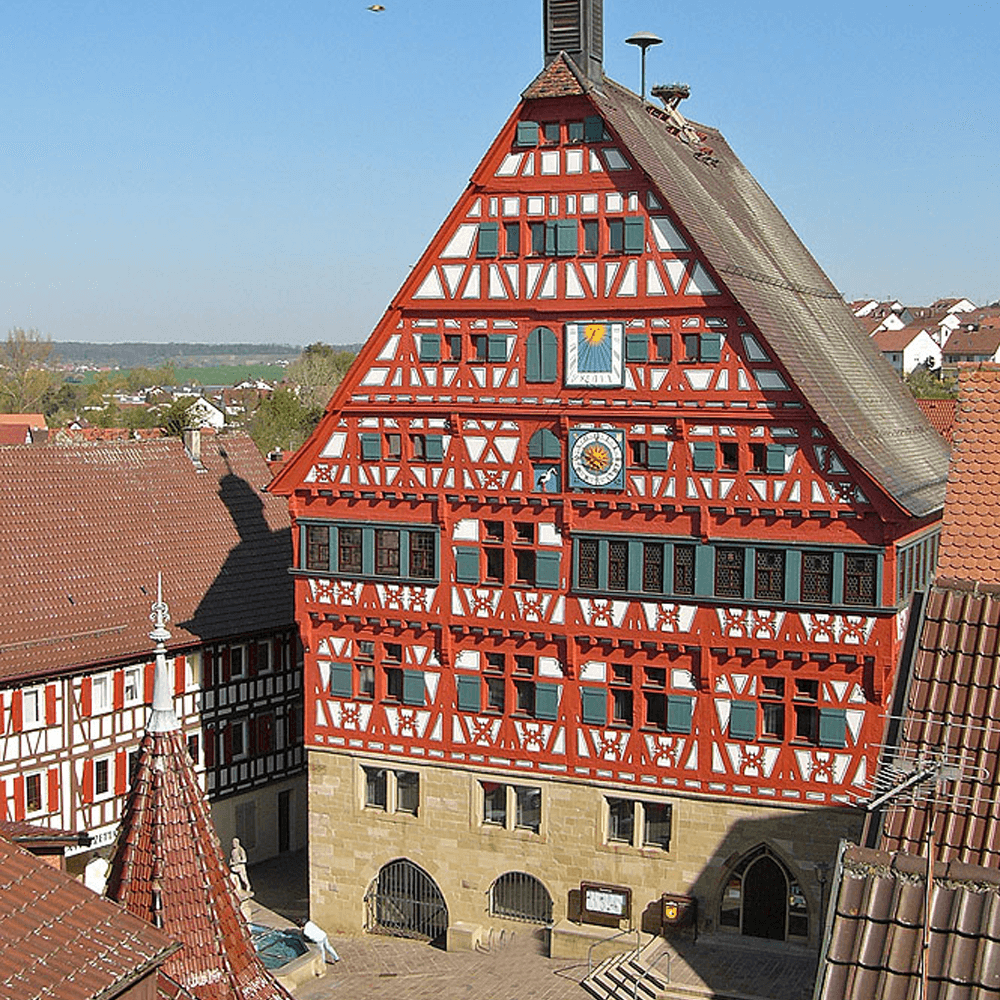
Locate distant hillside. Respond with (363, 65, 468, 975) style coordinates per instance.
(51, 342, 365, 368)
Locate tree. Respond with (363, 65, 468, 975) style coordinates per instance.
(0, 328, 57, 413)
(286, 342, 355, 411)
(160, 396, 197, 436)
(905, 362, 957, 399)
(248, 388, 318, 454)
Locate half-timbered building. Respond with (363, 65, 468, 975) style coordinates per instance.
(0, 431, 305, 871)
(270, 0, 948, 948)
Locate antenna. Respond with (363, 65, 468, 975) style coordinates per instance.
(625, 30, 662, 103)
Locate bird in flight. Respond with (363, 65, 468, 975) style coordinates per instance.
(367, 4, 385, 10)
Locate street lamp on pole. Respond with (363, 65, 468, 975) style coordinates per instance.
(625, 31, 663, 103)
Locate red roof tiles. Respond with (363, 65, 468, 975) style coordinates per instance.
(915, 398, 957, 442)
(937, 366, 1000, 586)
(0, 433, 292, 684)
(106, 728, 292, 1000)
(0, 833, 178, 1000)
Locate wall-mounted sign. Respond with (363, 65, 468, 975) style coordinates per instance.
(564, 322, 624, 387)
(580, 881, 631, 925)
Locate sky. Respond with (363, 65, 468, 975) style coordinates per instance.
(4, 0, 998, 346)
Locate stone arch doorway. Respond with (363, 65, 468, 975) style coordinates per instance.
(364, 858, 449, 946)
(718, 845, 808, 942)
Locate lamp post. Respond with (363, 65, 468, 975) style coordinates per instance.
(625, 31, 663, 103)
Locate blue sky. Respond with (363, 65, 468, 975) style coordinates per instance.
(3, 0, 998, 345)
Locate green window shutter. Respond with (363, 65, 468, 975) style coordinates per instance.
(647, 441, 670, 469)
(488, 334, 508, 363)
(535, 682, 559, 720)
(766, 444, 786, 474)
(454, 546, 480, 584)
(624, 216, 645, 253)
(477, 222, 499, 258)
(360, 434, 381, 461)
(729, 700, 757, 740)
(418, 334, 441, 362)
(666, 695, 694, 734)
(819, 709, 847, 748)
(700, 333, 722, 362)
(584, 115, 604, 142)
(625, 333, 649, 362)
(424, 435, 444, 462)
(528, 427, 561, 459)
(556, 219, 578, 256)
(535, 550, 561, 588)
(692, 442, 716, 471)
(456, 675, 481, 713)
(516, 121, 539, 146)
(526, 327, 558, 383)
(580, 686, 607, 726)
(545, 220, 558, 256)
(403, 670, 425, 706)
(329, 662, 352, 698)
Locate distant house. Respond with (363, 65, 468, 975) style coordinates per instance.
(0, 412, 47, 445)
(184, 394, 227, 429)
(940, 326, 1000, 377)
(871, 324, 941, 374)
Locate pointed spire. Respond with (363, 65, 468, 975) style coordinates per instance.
(147, 573, 179, 734)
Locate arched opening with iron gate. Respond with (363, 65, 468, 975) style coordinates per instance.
(364, 858, 449, 946)
(718, 844, 808, 942)
(489, 871, 554, 924)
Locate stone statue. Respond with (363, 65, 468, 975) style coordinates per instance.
(230, 837, 251, 894)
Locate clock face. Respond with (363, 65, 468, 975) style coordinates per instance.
(569, 428, 625, 491)
(564, 322, 624, 387)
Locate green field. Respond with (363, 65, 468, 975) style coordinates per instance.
(73, 363, 289, 386)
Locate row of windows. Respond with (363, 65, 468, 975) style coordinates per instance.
(515, 116, 607, 147)
(471, 216, 648, 259)
(302, 523, 438, 581)
(575, 537, 880, 607)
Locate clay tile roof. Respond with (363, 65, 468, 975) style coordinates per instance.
(937, 366, 1000, 586)
(942, 326, 1000, 356)
(816, 844, 1000, 999)
(106, 727, 293, 1000)
(0, 819, 89, 848)
(0, 413, 46, 429)
(521, 52, 590, 99)
(579, 75, 949, 517)
(915, 398, 957, 442)
(0, 434, 292, 684)
(0, 833, 178, 1000)
(871, 326, 928, 351)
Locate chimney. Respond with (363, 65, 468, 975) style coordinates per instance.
(543, 0, 603, 83)
(183, 427, 202, 467)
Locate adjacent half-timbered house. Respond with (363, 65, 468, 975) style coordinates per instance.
(0, 431, 304, 870)
(270, 0, 948, 947)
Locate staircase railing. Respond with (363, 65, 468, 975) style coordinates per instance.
(632, 944, 672, 998)
(586, 927, 641, 977)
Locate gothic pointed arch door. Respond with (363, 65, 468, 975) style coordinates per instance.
(364, 858, 449, 945)
(718, 845, 809, 942)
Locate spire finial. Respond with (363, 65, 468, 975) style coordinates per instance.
(149, 572, 171, 645)
(147, 573, 179, 733)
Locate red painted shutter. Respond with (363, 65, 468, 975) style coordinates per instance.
(47, 768, 59, 814)
(82, 759, 94, 803)
(10, 691, 22, 734)
(174, 655, 186, 695)
(115, 750, 127, 795)
(249, 716, 258, 756)
(205, 648, 215, 686)
(273, 637, 282, 672)
(248, 643, 258, 676)
(80, 676, 92, 717)
(223, 723, 233, 763)
(205, 726, 216, 767)
(0, 780, 7, 821)
(45, 684, 56, 727)
(144, 662, 155, 702)
(113, 670, 125, 711)
(13, 776, 25, 821)
(221, 647, 231, 683)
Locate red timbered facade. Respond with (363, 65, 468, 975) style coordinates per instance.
(272, 2, 947, 945)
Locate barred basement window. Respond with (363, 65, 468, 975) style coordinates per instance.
(715, 547, 744, 598)
(844, 553, 877, 606)
(409, 531, 436, 579)
(642, 542, 664, 594)
(673, 544, 695, 595)
(375, 530, 401, 576)
(578, 538, 599, 589)
(490, 872, 553, 924)
(339, 528, 363, 574)
(754, 550, 785, 601)
(305, 525, 329, 570)
(801, 551, 832, 603)
(608, 541, 628, 591)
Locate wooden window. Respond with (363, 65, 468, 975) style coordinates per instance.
(699, 333, 722, 362)
(515, 785, 541, 832)
(642, 542, 664, 593)
(607, 218, 624, 252)
(692, 443, 716, 471)
(305, 525, 329, 571)
(528, 427, 561, 459)
(721, 442, 739, 471)
(794, 705, 818, 743)
(643, 803, 672, 849)
(819, 709, 847, 748)
(515, 523, 534, 544)
(504, 222, 520, 255)
(729, 700, 757, 740)
(673, 544, 695, 595)
(608, 541, 628, 591)
(338, 527, 362, 574)
(683, 333, 700, 361)
(580, 686, 607, 725)
(568, 121, 584, 142)
(360, 433, 381, 461)
(529, 221, 546, 254)
(715, 547, 745, 598)
(385, 433, 401, 458)
(761, 702, 785, 739)
(488, 334, 508, 362)
(607, 798, 633, 843)
(485, 547, 505, 583)
(584, 115, 604, 141)
(754, 550, 785, 601)
(542, 122, 560, 143)
(484, 520, 504, 541)
(630, 440, 647, 466)
(761, 677, 784, 698)
(844, 553, 877, 606)
(455, 546, 480, 584)
(95, 758, 110, 796)
(515, 549, 536, 586)
(409, 531, 436, 579)
(515, 121, 539, 146)
(545, 219, 577, 256)
(578, 539, 598, 589)
(483, 782, 507, 825)
(25, 773, 43, 813)
(623, 216, 645, 253)
(583, 219, 599, 253)
(446, 334, 462, 361)
(801, 551, 832, 603)
(666, 695, 694, 733)
(473, 334, 488, 361)
(364, 766, 388, 810)
(375, 530, 400, 576)
(486, 675, 506, 712)
(654, 334, 672, 362)
(418, 333, 441, 362)
(477, 222, 499, 258)
(526, 326, 558, 382)
(385, 667, 403, 701)
(456, 675, 481, 713)
(625, 333, 648, 362)
(357, 663, 374, 698)
(396, 771, 419, 815)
